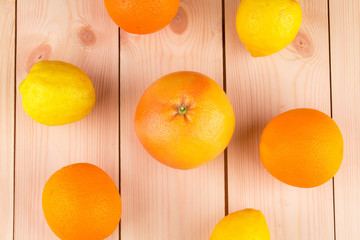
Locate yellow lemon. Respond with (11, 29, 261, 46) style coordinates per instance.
(210, 209, 270, 240)
(19, 61, 95, 126)
(236, 0, 302, 57)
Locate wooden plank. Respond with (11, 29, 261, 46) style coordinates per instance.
(120, 0, 224, 239)
(15, 1, 119, 239)
(0, 0, 15, 239)
(225, 0, 334, 239)
(330, 0, 360, 239)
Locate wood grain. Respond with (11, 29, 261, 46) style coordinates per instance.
(0, 0, 15, 239)
(120, 0, 225, 239)
(224, 0, 334, 239)
(15, 0, 119, 239)
(2, 0, 358, 239)
(330, 0, 360, 239)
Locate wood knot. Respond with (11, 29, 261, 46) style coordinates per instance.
(26, 43, 52, 72)
(292, 31, 314, 58)
(170, 7, 188, 34)
(77, 25, 96, 46)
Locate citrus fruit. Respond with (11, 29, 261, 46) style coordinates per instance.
(236, 0, 302, 57)
(259, 108, 343, 188)
(19, 61, 95, 126)
(134, 71, 235, 170)
(210, 208, 270, 240)
(42, 163, 121, 240)
(104, 0, 180, 34)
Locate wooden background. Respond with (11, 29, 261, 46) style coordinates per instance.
(0, 0, 359, 239)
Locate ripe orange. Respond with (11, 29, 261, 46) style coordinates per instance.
(134, 71, 235, 170)
(104, 0, 180, 34)
(259, 108, 343, 188)
(42, 163, 121, 240)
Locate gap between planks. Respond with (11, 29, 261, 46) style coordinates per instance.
(221, 0, 229, 217)
(327, 0, 337, 239)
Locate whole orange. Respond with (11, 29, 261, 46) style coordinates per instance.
(104, 0, 180, 34)
(134, 71, 235, 170)
(259, 108, 343, 188)
(42, 163, 121, 240)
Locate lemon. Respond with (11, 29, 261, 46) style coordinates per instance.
(210, 209, 270, 240)
(19, 61, 95, 126)
(236, 0, 302, 57)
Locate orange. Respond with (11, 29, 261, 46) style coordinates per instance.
(259, 108, 343, 188)
(42, 163, 121, 240)
(134, 71, 235, 170)
(104, 0, 180, 34)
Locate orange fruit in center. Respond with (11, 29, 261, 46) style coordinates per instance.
(134, 71, 235, 169)
(104, 0, 180, 34)
(42, 163, 122, 240)
(259, 108, 343, 188)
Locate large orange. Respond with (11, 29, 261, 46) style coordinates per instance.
(259, 108, 343, 188)
(104, 0, 180, 34)
(42, 163, 121, 240)
(134, 71, 235, 170)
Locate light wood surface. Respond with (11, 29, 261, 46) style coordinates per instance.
(0, 1, 15, 239)
(15, 0, 119, 239)
(120, 0, 225, 239)
(0, 0, 359, 239)
(225, 0, 334, 239)
(330, 0, 360, 239)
